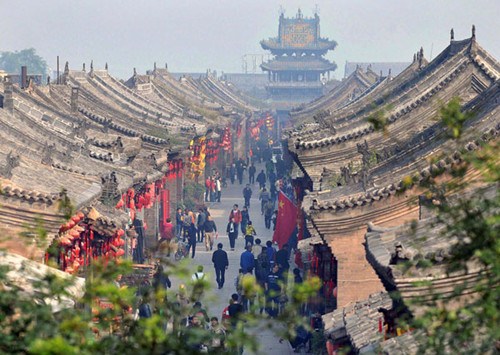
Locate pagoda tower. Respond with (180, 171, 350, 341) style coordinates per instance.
(260, 9, 337, 106)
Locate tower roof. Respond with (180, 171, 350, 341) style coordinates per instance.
(261, 9, 337, 53)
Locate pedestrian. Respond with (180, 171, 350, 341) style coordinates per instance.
(256, 169, 266, 189)
(216, 177, 222, 202)
(242, 184, 252, 208)
(226, 217, 238, 251)
(252, 238, 262, 261)
(210, 176, 216, 202)
(293, 268, 303, 285)
(191, 265, 206, 301)
(264, 200, 274, 229)
(209, 317, 226, 351)
(259, 188, 271, 215)
(182, 209, 193, 242)
(266, 240, 276, 268)
(227, 293, 244, 328)
(268, 170, 277, 188)
(229, 163, 236, 185)
(236, 159, 245, 185)
(240, 244, 255, 274)
(241, 206, 249, 235)
(158, 217, 174, 257)
(248, 164, 256, 184)
(239, 268, 258, 312)
(255, 246, 269, 314)
(272, 210, 278, 231)
(187, 223, 197, 258)
(212, 243, 229, 289)
(204, 215, 217, 251)
(205, 176, 211, 202)
(244, 221, 256, 247)
(175, 208, 183, 238)
(276, 243, 290, 273)
(152, 262, 172, 290)
(192, 301, 210, 324)
(265, 264, 282, 318)
(197, 208, 207, 243)
(228, 204, 242, 238)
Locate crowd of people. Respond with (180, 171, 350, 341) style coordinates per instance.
(149, 156, 312, 352)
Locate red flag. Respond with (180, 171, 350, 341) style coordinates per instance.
(272, 191, 298, 248)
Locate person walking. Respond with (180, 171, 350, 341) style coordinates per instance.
(256, 169, 266, 189)
(210, 176, 216, 202)
(205, 176, 211, 202)
(259, 188, 271, 215)
(240, 244, 255, 274)
(265, 264, 282, 318)
(197, 208, 207, 243)
(275, 243, 290, 273)
(228, 204, 242, 238)
(227, 293, 244, 328)
(215, 177, 222, 202)
(182, 209, 193, 242)
(236, 159, 246, 185)
(244, 221, 256, 247)
(255, 246, 269, 314)
(266, 240, 276, 268)
(191, 265, 206, 302)
(158, 217, 174, 257)
(187, 223, 197, 258)
(240, 206, 249, 235)
(204, 215, 217, 251)
(242, 184, 252, 208)
(175, 208, 183, 238)
(248, 164, 256, 184)
(226, 217, 238, 251)
(209, 317, 226, 351)
(212, 243, 229, 289)
(264, 200, 274, 229)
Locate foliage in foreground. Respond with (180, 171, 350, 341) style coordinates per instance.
(406, 98, 498, 353)
(0, 254, 320, 354)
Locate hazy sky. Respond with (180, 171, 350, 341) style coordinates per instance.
(1, 0, 499, 79)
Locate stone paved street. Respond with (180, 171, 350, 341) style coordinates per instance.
(168, 166, 294, 354)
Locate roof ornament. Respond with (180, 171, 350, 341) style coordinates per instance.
(388, 68, 392, 78)
(154, 62, 157, 71)
(105, 62, 108, 71)
(133, 67, 137, 76)
(64, 61, 69, 73)
(165, 62, 168, 70)
(82, 63, 86, 72)
(413, 53, 417, 62)
(471, 24, 476, 39)
(90, 60, 93, 71)
(418, 47, 424, 68)
(47, 76, 51, 85)
(0, 151, 21, 179)
(297, 8, 303, 19)
(450, 28, 454, 41)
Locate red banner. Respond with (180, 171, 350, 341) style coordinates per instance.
(272, 191, 298, 248)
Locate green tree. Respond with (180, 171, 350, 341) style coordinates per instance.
(407, 99, 498, 353)
(0, 48, 49, 79)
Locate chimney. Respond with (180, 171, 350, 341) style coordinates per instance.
(3, 79, 14, 113)
(71, 87, 79, 112)
(21, 66, 28, 89)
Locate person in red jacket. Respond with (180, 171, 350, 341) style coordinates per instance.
(228, 204, 242, 239)
(158, 218, 174, 257)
